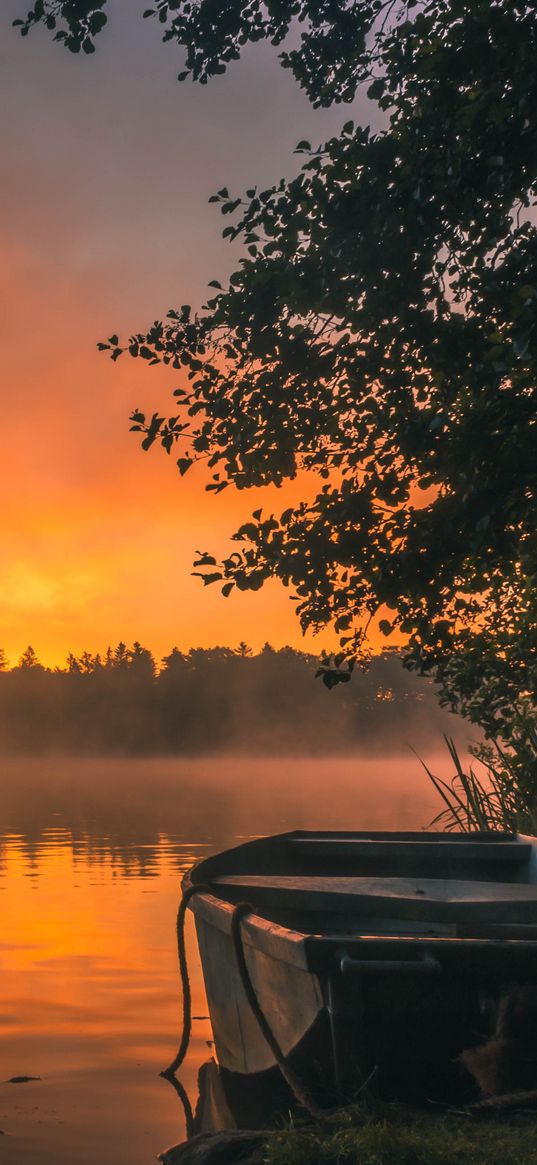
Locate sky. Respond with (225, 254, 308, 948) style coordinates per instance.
(1, 1, 377, 668)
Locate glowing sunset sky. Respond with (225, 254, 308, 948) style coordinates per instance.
(1, 2, 376, 668)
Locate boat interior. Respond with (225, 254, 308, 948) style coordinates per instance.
(191, 830, 537, 938)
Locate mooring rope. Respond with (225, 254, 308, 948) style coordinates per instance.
(230, 901, 326, 1118)
(162, 884, 327, 1117)
(161, 882, 210, 1078)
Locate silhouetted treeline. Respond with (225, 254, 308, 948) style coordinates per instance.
(0, 642, 461, 755)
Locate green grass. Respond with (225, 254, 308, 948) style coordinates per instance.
(264, 1105, 537, 1165)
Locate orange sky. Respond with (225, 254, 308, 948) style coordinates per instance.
(1, 3, 383, 669)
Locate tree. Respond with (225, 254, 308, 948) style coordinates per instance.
(17, 645, 43, 670)
(68, 649, 102, 674)
(128, 641, 156, 680)
(16, 2, 537, 756)
(235, 641, 253, 658)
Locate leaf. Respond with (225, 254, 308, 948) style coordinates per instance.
(193, 553, 217, 566)
(7, 1076, 41, 1084)
(367, 79, 385, 100)
(235, 522, 258, 540)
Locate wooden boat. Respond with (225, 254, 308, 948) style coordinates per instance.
(184, 830, 537, 1104)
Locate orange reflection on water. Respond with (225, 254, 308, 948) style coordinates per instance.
(0, 830, 211, 1165)
(0, 753, 442, 1164)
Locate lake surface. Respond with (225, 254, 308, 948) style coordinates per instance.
(0, 754, 446, 1164)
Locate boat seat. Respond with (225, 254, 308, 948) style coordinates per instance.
(211, 874, 537, 924)
(287, 839, 531, 863)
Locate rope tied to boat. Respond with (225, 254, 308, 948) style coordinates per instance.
(230, 901, 326, 1118)
(162, 884, 326, 1117)
(161, 882, 210, 1078)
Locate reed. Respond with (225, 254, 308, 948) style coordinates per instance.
(422, 735, 537, 835)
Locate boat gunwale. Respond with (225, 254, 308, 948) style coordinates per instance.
(183, 876, 312, 970)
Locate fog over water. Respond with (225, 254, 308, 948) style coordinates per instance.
(0, 753, 459, 1164)
(0, 752, 452, 856)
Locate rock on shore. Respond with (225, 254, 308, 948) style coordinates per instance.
(157, 1129, 266, 1165)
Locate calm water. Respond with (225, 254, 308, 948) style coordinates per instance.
(0, 754, 444, 1164)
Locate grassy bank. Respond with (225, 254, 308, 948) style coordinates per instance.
(265, 1103, 537, 1165)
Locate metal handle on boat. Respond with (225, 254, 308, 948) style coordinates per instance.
(338, 951, 441, 977)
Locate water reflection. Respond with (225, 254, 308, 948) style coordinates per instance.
(0, 754, 440, 1164)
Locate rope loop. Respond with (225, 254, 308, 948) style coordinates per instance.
(161, 882, 210, 1078)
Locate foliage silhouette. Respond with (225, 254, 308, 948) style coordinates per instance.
(15, 2, 537, 769)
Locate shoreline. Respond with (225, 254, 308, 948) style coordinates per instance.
(159, 1101, 537, 1164)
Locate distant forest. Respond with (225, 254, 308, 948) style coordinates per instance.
(0, 643, 461, 755)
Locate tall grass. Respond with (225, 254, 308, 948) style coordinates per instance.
(422, 735, 537, 835)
